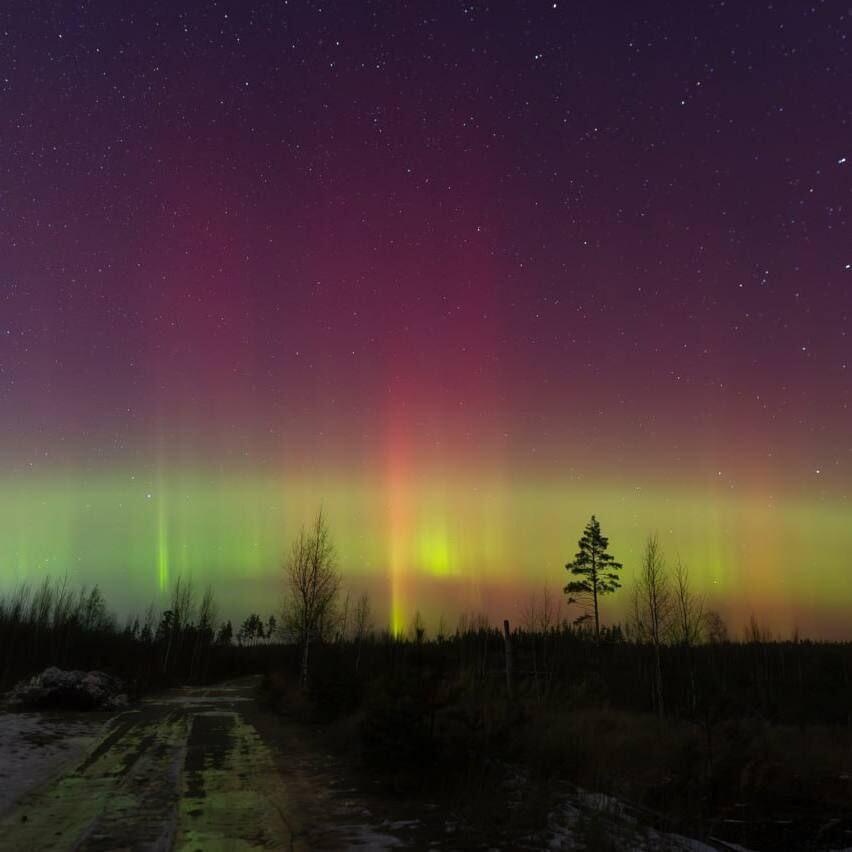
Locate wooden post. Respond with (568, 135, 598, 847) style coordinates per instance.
(503, 619, 515, 702)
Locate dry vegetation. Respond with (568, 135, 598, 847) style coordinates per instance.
(264, 610, 852, 849)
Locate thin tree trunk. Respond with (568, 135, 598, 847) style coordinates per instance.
(163, 628, 174, 675)
(301, 632, 310, 689)
(653, 640, 664, 719)
(503, 619, 515, 702)
(688, 646, 697, 716)
(593, 581, 600, 641)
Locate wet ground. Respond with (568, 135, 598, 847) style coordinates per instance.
(0, 679, 727, 851)
(0, 678, 423, 851)
(0, 711, 106, 818)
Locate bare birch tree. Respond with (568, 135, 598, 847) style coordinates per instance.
(634, 534, 671, 718)
(191, 585, 217, 682)
(337, 590, 351, 643)
(705, 610, 728, 643)
(669, 559, 704, 713)
(671, 559, 705, 646)
(353, 592, 373, 673)
(163, 576, 196, 675)
(281, 508, 340, 687)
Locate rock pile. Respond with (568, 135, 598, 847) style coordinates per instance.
(6, 667, 128, 711)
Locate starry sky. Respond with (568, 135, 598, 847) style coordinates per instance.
(1, 1, 850, 635)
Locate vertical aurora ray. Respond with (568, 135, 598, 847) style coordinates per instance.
(0, 467, 849, 636)
(156, 470, 169, 594)
(154, 427, 172, 595)
(385, 406, 411, 636)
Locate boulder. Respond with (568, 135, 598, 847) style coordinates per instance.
(6, 667, 128, 711)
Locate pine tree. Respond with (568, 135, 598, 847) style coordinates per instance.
(564, 515, 622, 640)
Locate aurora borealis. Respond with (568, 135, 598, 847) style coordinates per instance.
(1, 2, 850, 636)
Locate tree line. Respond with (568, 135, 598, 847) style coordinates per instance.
(0, 575, 274, 693)
(274, 508, 852, 728)
(2, 507, 845, 731)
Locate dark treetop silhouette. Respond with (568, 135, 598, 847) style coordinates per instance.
(564, 515, 623, 639)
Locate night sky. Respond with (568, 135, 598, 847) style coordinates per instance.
(1, 1, 850, 635)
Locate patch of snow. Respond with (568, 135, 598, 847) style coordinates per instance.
(671, 836, 724, 851)
(708, 842, 760, 852)
(0, 711, 105, 815)
(576, 790, 629, 817)
(332, 817, 421, 850)
(382, 819, 421, 830)
(545, 791, 719, 852)
(336, 824, 406, 849)
(6, 668, 127, 711)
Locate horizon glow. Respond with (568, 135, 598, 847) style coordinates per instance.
(1, 464, 849, 638)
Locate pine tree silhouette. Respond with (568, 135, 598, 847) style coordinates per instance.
(564, 515, 622, 640)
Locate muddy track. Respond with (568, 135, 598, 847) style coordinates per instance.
(0, 681, 726, 851)
(0, 680, 312, 852)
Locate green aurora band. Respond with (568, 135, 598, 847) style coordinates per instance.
(1, 467, 849, 638)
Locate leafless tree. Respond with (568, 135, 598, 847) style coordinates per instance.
(353, 592, 373, 640)
(410, 610, 426, 644)
(140, 603, 157, 643)
(51, 576, 75, 635)
(337, 590, 351, 643)
(435, 613, 448, 642)
(522, 586, 563, 700)
(353, 592, 373, 673)
(705, 610, 729, 643)
(281, 508, 341, 687)
(670, 559, 705, 646)
(163, 576, 196, 674)
(191, 585, 217, 682)
(668, 559, 705, 712)
(745, 613, 772, 643)
(634, 534, 672, 718)
(523, 585, 562, 634)
(744, 613, 772, 714)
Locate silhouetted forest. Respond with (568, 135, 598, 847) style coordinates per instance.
(0, 577, 268, 694)
(263, 615, 852, 848)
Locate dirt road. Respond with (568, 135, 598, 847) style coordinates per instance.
(0, 680, 725, 851)
(0, 678, 410, 852)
